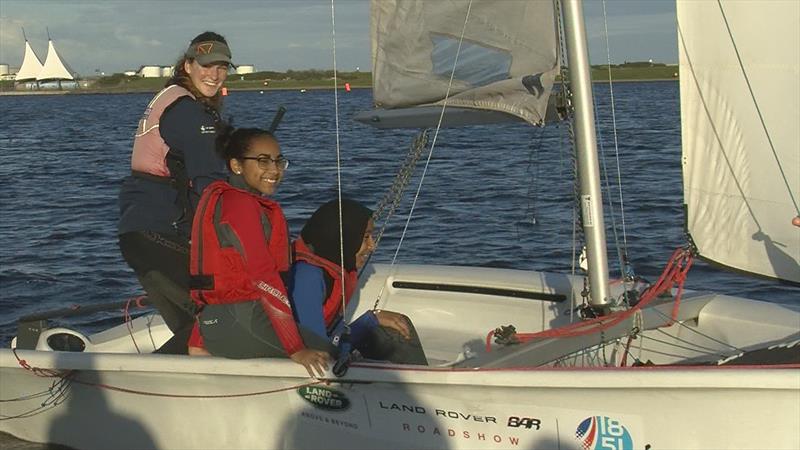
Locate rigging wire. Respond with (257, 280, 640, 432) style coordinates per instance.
(592, 0, 633, 306)
(600, 0, 631, 275)
(519, 129, 544, 242)
(371, 130, 430, 250)
(328, 0, 348, 323)
(649, 307, 742, 353)
(555, 0, 584, 319)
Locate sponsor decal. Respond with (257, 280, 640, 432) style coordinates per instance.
(298, 386, 350, 411)
(575, 416, 633, 450)
(376, 402, 499, 424)
(581, 195, 594, 227)
(507, 416, 541, 430)
(401, 423, 520, 446)
(435, 409, 497, 423)
(300, 411, 358, 430)
(379, 401, 426, 415)
(256, 281, 290, 306)
(200, 125, 216, 134)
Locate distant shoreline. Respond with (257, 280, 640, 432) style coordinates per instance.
(0, 79, 677, 97)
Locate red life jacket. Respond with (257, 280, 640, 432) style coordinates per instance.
(190, 180, 292, 305)
(293, 238, 358, 328)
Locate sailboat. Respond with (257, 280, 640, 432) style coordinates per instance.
(1, 1, 797, 449)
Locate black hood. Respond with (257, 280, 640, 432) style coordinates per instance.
(300, 199, 372, 271)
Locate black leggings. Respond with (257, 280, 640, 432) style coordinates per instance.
(356, 323, 428, 366)
(199, 302, 335, 359)
(119, 231, 195, 353)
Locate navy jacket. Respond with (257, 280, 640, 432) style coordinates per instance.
(118, 96, 226, 238)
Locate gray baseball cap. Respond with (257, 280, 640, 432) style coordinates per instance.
(186, 40, 234, 67)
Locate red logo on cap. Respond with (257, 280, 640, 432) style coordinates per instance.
(197, 43, 213, 54)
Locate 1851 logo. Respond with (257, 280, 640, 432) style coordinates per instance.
(575, 416, 633, 450)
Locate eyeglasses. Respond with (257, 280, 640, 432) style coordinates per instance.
(239, 156, 289, 170)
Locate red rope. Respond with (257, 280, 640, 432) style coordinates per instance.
(486, 248, 694, 351)
(12, 348, 69, 378)
(620, 334, 635, 367)
(484, 329, 495, 353)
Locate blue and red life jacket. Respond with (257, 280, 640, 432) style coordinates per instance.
(293, 238, 358, 329)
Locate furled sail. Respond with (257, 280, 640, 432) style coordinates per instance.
(15, 40, 44, 81)
(37, 39, 75, 81)
(369, 0, 560, 127)
(678, 0, 799, 284)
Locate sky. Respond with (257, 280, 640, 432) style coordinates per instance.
(0, 0, 678, 76)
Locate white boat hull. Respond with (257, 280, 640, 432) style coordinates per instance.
(2, 352, 798, 450)
(2, 264, 798, 449)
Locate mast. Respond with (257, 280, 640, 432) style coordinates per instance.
(561, 0, 611, 309)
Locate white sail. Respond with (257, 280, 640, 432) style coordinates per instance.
(370, 0, 559, 126)
(15, 40, 43, 81)
(37, 39, 75, 81)
(678, 0, 800, 283)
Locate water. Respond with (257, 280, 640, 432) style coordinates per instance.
(0, 82, 796, 347)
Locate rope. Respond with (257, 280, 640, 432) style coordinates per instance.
(328, 0, 348, 327)
(123, 295, 147, 354)
(485, 247, 694, 352)
(371, 0, 474, 311)
(67, 377, 323, 399)
(10, 347, 325, 400)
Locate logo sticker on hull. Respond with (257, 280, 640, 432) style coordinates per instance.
(297, 386, 350, 411)
(575, 416, 633, 450)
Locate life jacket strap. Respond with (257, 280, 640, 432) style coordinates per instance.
(131, 170, 174, 186)
(189, 274, 215, 292)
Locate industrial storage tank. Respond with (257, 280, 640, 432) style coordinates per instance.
(161, 66, 173, 77)
(235, 65, 255, 75)
(139, 65, 162, 78)
(0, 64, 9, 75)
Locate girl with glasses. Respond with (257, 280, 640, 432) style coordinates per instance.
(186, 127, 331, 379)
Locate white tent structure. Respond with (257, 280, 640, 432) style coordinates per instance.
(15, 38, 44, 82)
(37, 38, 75, 81)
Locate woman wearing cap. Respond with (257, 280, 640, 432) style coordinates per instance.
(118, 31, 234, 354)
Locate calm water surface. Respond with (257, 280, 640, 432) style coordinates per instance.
(0, 82, 796, 346)
(1, 81, 798, 449)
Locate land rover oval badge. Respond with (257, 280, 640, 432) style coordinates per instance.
(298, 386, 350, 411)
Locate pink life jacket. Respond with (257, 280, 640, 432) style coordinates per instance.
(131, 85, 194, 177)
